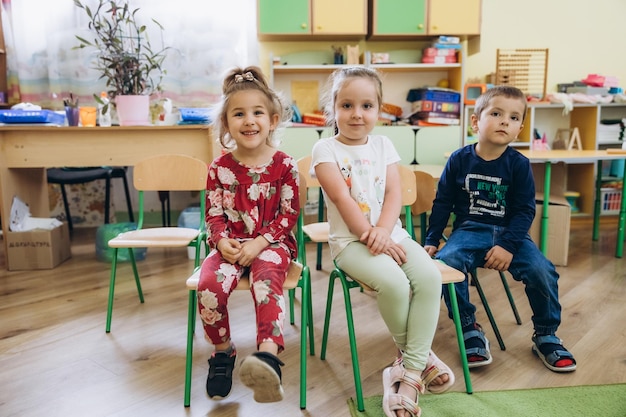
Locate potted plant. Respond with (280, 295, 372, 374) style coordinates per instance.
(73, 0, 169, 125)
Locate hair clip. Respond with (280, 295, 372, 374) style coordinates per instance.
(235, 72, 255, 83)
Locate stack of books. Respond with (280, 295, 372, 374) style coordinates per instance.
(406, 87, 461, 126)
(421, 36, 461, 64)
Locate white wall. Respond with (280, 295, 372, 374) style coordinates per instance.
(466, 0, 626, 91)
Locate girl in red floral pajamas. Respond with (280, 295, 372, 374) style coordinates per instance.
(197, 66, 299, 403)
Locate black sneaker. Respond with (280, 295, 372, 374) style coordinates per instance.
(206, 348, 237, 400)
(239, 352, 285, 403)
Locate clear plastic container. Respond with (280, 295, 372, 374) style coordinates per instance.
(98, 92, 112, 127)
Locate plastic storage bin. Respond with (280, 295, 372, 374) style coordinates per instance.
(0, 109, 65, 125)
(177, 205, 206, 260)
(96, 222, 147, 262)
(600, 188, 622, 215)
(179, 108, 211, 123)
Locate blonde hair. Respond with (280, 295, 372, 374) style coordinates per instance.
(322, 66, 384, 132)
(211, 66, 291, 150)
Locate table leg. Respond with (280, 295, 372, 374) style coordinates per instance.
(616, 158, 626, 258)
(540, 162, 551, 255)
(592, 162, 602, 241)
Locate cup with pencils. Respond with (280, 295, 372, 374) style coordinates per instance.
(63, 93, 80, 126)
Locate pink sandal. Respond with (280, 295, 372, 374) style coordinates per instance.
(382, 361, 424, 417)
(421, 350, 455, 394)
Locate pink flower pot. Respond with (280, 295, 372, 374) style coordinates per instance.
(115, 95, 150, 126)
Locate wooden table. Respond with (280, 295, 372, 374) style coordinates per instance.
(519, 150, 626, 258)
(0, 125, 216, 268)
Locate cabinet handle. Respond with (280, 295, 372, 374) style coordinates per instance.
(418, 24, 423, 30)
(432, 25, 438, 30)
(301, 23, 307, 29)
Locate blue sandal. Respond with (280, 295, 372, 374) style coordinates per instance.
(532, 334, 577, 372)
(463, 324, 492, 368)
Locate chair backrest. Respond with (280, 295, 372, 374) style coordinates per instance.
(411, 170, 437, 216)
(133, 154, 208, 191)
(133, 154, 208, 229)
(297, 155, 321, 188)
(398, 164, 418, 207)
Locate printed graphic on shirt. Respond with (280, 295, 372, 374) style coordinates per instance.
(465, 173, 508, 217)
(338, 156, 382, 222)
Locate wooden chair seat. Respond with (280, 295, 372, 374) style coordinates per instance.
(109, 227, 201, 248)
(301, 222, 329, 243)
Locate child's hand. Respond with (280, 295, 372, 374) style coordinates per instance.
(385, 242, 407, 265)
(237, 237, 269, 267)
(217, 238, 242, 264)
(484, 245, 513, 271)
(424, 245, 438, 258)
(360, 226, 392, 256)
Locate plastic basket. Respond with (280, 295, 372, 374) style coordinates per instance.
(601, 188, 622, 215)
(179, 107, 211, 122)
(0, 109, 65, 125)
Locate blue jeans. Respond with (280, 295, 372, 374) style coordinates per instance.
(436, 220, 561, 336)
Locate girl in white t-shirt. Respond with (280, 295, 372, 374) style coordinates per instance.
(311, 67, 454, 417)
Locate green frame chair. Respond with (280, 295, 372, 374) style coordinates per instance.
(105, 154, 208, 333)
(319, 165, 473, 412)
(183, 173, 314, 409)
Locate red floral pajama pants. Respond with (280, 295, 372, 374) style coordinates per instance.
(197, 245, 291, 352)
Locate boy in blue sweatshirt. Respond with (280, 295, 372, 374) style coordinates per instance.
(424, 86, 576, 373)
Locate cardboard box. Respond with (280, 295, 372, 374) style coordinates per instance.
(531, 162, 567, 197)
(529, 194, 571, 266)
(6, 222, 71, 270)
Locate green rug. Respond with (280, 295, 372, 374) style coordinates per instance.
(348, 384, 626, 417)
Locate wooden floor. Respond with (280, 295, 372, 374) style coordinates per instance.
(1, 217, 625, 417)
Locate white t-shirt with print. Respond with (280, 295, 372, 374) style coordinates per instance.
(311, 134, 409, 258)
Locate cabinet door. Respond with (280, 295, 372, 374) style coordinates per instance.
(312, 0, 366, 35)
(258, 0, 311, 35)
(371, 0, 427, 35)
(428, 0, 481, 35)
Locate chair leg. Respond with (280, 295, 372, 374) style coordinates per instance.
(420, 212, 427, 245)
(306, 273, 315, 356)
(299, 266, 311, 409)
(289, 288, 296, 325)
(499, 271, 522, 325)
(184, 288, 197, 407)
(321, 268, 365, 412)
(127, 248, 144, 303)
(59, 184, 74, 232)
(105, 248, 119, 333)
(315, 192, 324, 270)
(104, 176, 112, 224)
(470, 269, 505, 350)
(120, 170, 134, 222)
(447, 282, 473, 394)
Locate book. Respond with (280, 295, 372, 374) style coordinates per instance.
(411, 100, 460, 113)
(410, 111, 460, 125)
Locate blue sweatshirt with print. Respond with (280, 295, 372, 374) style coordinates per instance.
(425, 144, 536, 255)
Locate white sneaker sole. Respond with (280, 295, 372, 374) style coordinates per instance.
(239, 355, 284, 403)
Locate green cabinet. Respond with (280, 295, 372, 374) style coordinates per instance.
(370, 0, 481, 37)
(258, 0, 310, 36)
(258, 0, 366, 39)
(370, 0, 427, 36)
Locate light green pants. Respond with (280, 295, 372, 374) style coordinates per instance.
(335, 237, 442, 371)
